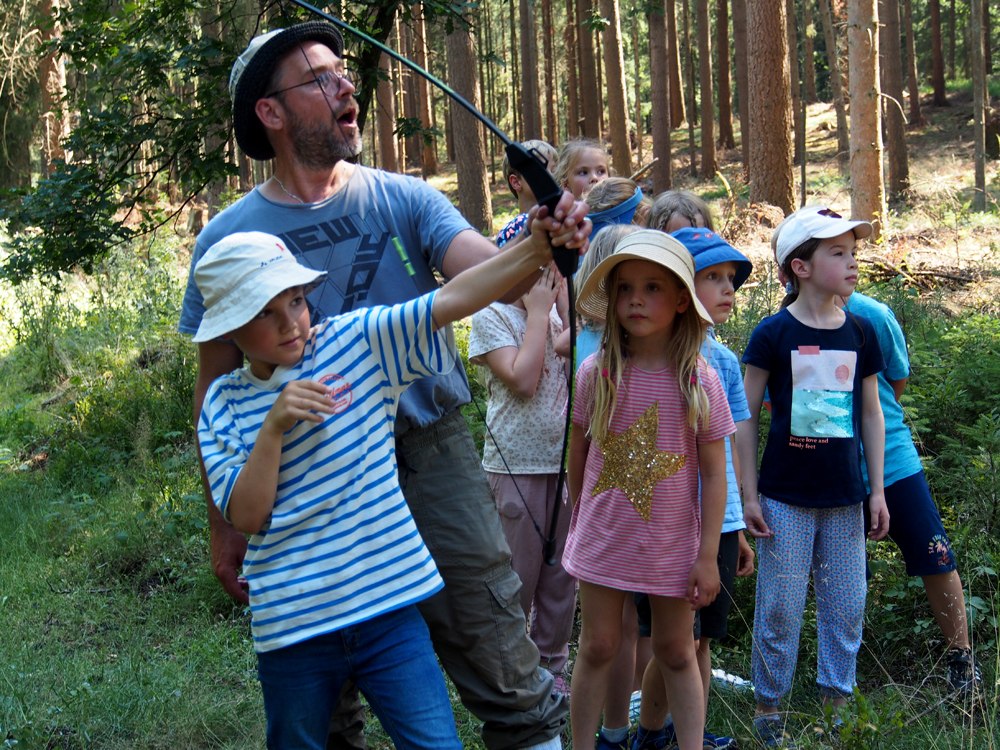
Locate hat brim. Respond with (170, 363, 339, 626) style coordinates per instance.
(233, 21, 345, 161)
(576, 246, 713, 326)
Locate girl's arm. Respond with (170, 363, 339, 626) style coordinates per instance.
(481, 269, 559, 398)
(861, 373, 890, 540)
(689, 436, 727, 609)
(228, 381, 334, 534)
(738, 365, 773, 538)
(731, 424, 755, 576)
(567, 423, 590, 510)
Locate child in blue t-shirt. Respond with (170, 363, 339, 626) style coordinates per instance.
(739, 206, 889, 746)
(631, 228, 755, 750)
(194, 228, 556, 750)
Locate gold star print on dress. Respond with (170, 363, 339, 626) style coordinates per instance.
(591, 403, 687, 522)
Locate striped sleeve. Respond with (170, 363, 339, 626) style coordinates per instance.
(363, 291, 456, 388)
(198, 379, 250, 522)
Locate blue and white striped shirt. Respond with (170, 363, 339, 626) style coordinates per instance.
(199, 292, 453, 652)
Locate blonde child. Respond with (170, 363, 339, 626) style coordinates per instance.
(738, 207, 889, 746)
(554, 138, 610, 199)
(497, 139, 559, 247)
(647, 191, 714, 233)
(564, 230, 736, 750)
(467, 264, 576, 693)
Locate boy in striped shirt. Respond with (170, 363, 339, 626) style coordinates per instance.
(195, 229, 556, 749)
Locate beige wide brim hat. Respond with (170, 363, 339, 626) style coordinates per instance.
(576, 229, 713, 325)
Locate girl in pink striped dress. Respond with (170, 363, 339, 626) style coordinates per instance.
(565, 231, 735, 750)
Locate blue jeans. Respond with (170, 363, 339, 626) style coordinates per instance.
(257, 605, 461, 750)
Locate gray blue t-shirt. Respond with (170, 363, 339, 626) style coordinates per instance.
(179, 166, 474, 435)
(844, 292, 922, 488)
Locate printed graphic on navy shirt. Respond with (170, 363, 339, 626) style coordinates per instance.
(790, 346, 857, 442)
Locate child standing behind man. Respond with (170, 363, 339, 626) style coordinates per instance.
(496, 140, 560, 247)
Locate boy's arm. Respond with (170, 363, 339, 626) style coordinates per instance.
(567, 424, 590, 510)
(226, 381, 334, 534)
(861, 373, 889, 540)
(689, 436, 726, 609)
(739, 365, 772, 538)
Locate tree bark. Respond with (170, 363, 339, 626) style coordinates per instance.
(200, 2, 226, 216)
(879, 0, 908, 200)
(972, 0, 987, 210)
(848, 0, 886, 238)
(717, 0, 736, 148)
(903, 0, 925, 126)
(38, 0, 69, 173)
(634, 12, 644, 168)
(819, 0, 850, 169)
(804, 0, 817, 102)
(376, 52, 399, 173)
(948, 0, 956, 79)
(649, 2, 674, 191)
(684, 0, 698, 176)
(520, 0, 542, 138)
(930, 0, 948, 105)
(566, 0, 581, 137)
(414, 7, 438, 175)
(667, 0, 686, 127)
(747, 0, 794, 213)
(732, 0, 750, 172)
(602, 0, 633, 174)
(985, 0, 992, 78)
(579, 0, 602, 136)
(698, 0, 717, 175)
(543, 0, 558, 144)
(509, 0, 522, 138)
(786, 0, 802, 165)
(446, 23, 492, 231)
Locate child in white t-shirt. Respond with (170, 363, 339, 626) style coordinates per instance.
(468, 264, 576, 693)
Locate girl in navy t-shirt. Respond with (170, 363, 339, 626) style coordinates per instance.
(737, 206, 889, 746)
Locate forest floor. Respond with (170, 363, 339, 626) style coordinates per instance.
(1, 85, 999, 749)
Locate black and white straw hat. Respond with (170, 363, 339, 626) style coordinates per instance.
(230, 21, 345, 160)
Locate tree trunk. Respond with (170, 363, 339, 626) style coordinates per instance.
(543, 0, 557, 144)
(566, 0, 581, 137)
(698, 0, 717, 175)
(930, 0, 948, 105)
(879, 0, 908, 200)
(667, 0, 687, 127)
(38, 0, 69, 173)
(446, 23, 492, 231)
(596, 29, 606, 135)
(732, 0, 751, 172)
(985, 0, 992, 78)
(819, 0, 850, 169)
(684, 0, 698, 176)
(601, 0, 633, 174)
(786, 0, 802, 165)
(377, 52, 399, 173)
(747, 0, 794, 213)
(848, 0, 886, 238)
(579, 0, 602, 136)
(948, 0, 956, 79)
(649, 3, 674, 191)
(415, 7, 438, 176)
(520, 0, 542, 138)
(717, 0, 736, 149)
(903, 0, 925, 126)
(200, 2, 226, 217)
(509, 0, 521, 138)
(804, 0, 817, 102)
(400, 22, 420, 168)
(972, 0, 987, 210)
(634, 12, 644, 168)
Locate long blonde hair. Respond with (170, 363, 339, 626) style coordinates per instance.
(577, 225, 642, 329)
(588, 263, 711, 444)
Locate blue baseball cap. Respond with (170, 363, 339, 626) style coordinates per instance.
(588, 186, 644, 240)
(670, 227, 753, 291)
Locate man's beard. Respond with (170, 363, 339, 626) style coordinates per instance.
(285, 103, 363, 169)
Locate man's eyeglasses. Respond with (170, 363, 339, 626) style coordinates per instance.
(265, 69, 353, 98)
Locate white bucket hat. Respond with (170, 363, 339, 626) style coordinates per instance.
(576, 229, 713, 325)
(192, 231, 326, 343)
(772, 205, 873, 265)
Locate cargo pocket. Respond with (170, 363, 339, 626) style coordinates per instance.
(485, 568, 538, 688)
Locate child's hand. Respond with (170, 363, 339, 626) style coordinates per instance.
(736, 530, 755, 577)
(262, 380, 334, 436)
(867, 491, 890, 540)
(522, 264, 560, 316)
(555, 274, 570, 325)
(686, 555, 721, 610)
(743, 497, 774, 538)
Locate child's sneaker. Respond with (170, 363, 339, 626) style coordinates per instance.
(947, 647, 983, 695)
(752, 714, 796, 748)
(703, 730, 736, 748)
(632, 725, 671, 749)
(596, 728, 633, 750)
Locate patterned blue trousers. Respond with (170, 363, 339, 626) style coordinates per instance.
(752, 497, 867, 705)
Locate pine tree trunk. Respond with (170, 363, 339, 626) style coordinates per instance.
(848, 0, 886, 237)
(447, 23, 493, 231)
(667, 0, 687, 127)
(601, 0, 633, 174)
(717, 0, 736, 149)
(732, 0, 750, 172)
(377, 52, 399, 173)
(509, 0, 522, 138)
(38, 0, 68, 173)
(634, 12, 644, 168)
(930, 0, 948, 105)
(596, 30, 606, 135)
(579, 0, 602, 136)
(684, 0, 698, 176)
(415, 7, 438, 176)
(786, 0, 802, 165)
(520, 0, 542, 138)
(543, 0, 557, 144)
(879, 0, 908, 199)
(804, 0, 817, 102)
(985, 0, 992, 78)
(747, 0, 794, 213)
(200, 2, 226, 217)
(948, 0, 956, 79)
(972, 0, 987, 210)
(819, 0, 850, 168)
(902, 0, 925, 125)
(566, 0, 581, 137)
(698, 0, 717, 175)
(649, 3, 674, 191)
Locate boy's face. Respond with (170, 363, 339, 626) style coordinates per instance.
(694, 261, 739, 325)
(226, 286, 311, 380)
